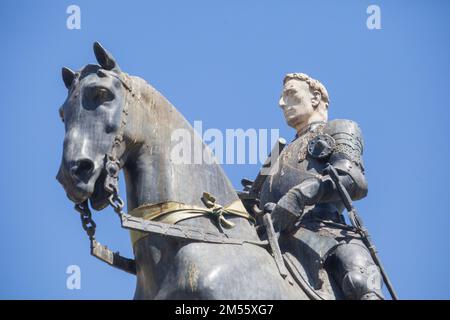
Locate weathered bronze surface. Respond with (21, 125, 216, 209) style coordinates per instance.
(56, 43, 311, 299)
(56, 44, 394, 300)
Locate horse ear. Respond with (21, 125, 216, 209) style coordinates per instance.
(62, 67, 76, 89)
(93, 42, 121, 72)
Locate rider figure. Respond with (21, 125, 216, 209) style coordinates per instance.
(259, 73, 384, 300)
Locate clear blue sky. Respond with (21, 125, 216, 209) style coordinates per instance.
(1, 0, 449, 299)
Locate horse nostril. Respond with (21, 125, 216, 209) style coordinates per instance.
(70, 158, 95, 182)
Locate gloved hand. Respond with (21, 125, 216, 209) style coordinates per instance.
(269, 177, 326, 233)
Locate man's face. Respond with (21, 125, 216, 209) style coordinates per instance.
(279, 79, 315, 130)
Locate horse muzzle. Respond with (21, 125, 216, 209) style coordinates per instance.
(56, 158, 102, 204)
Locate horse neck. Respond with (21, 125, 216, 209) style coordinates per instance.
(121, 79, 240, 212)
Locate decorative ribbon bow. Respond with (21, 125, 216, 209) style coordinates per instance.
(201, 192, 236, 230)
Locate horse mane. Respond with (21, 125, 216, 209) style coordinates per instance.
(124, 73, 157, 108)
(118, 71, 240, 209)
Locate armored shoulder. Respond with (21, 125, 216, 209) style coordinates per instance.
(323, 119, 367, 200)
(324, 119, 364, 168)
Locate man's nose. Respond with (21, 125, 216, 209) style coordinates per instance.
(279, 97, 286, 109)
(70, 158, 95, 183)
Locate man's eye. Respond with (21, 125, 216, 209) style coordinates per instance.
(285, 89, 296, 96)
(283, 90, 292, 98)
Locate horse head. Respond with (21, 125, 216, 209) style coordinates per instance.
(56, 42, 129, 210)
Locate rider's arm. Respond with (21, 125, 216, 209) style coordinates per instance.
(313, 119, 368, 203)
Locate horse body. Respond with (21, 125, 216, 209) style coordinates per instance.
(57, 43, 309, 299)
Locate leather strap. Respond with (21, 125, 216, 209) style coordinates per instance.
(128, 197, 256, 247)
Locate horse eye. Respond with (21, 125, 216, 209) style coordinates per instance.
(95, 88, 114, 102)
(83, 86, 115, 110)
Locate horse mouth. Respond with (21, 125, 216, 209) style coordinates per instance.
(89, 171, 110, 211)
(57, 166, 110, 211)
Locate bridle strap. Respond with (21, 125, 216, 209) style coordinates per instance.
(73, 73, 137, 275)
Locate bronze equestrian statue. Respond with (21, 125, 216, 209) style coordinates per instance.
(56, 43, 395, 299)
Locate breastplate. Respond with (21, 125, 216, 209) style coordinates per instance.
(260, 122, 327, 206)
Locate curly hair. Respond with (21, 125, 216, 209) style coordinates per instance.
(283, 73, 329, 108)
